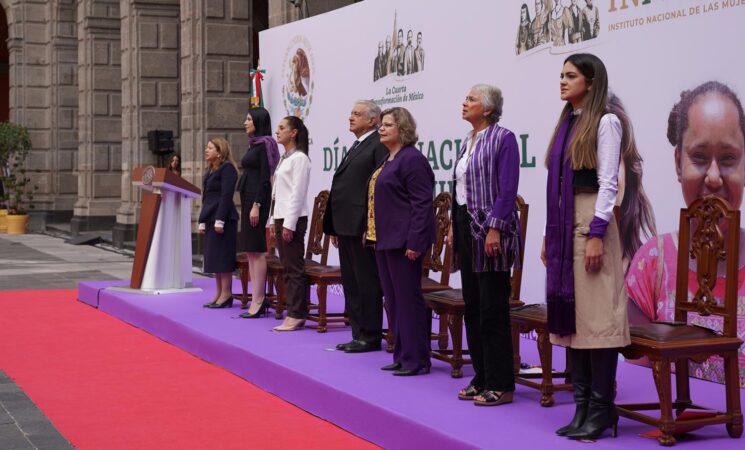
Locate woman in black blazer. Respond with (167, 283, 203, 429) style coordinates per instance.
(199, 137, 239, 308)
(236, 107, 279, 318)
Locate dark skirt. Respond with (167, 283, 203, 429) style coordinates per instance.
(239, 192, 270, 252)
(203, 220, 238, 273)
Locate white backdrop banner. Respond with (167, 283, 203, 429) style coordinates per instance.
(259, 0, 745, 304)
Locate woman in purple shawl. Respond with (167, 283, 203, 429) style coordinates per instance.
(237, 107, 280, 318)
(542, 53, 629, 441)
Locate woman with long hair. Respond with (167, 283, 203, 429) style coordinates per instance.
(168, 154, 182, 177)
(270, 116, 311, 331)
(199, 137, 239, 309)
(237, 108, 280, 318)
(516, 3, 533, 54)
(542, 53, 630, 441)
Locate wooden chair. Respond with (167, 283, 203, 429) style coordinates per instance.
(384, 192, 453, 352)
(509, 304, 572, 406)
(425, 195, 529, 378)
(303, 191, 348, 332)
(616, 196, 743, 446)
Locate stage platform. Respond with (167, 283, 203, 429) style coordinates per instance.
(77, 279, 744, 449)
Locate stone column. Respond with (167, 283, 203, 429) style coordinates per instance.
(47, 0, 79, 221)
(267, 0, 353, 27)
(180, 0, 253, 219)
(113, 0, 180, 247)
(71, 0, 121, 234)
(3, 0, 54, 222)
(268, 0, 299, 28)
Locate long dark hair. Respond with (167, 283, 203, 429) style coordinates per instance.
(545, 53, 609, 170)
(283, 115, 310, 155)
(248, 107, 273, 137)
(667, 81, 745, 150)
(608, 93, 656, 264)
(520, 3, 531, 24)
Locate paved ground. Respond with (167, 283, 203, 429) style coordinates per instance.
(0, 233, 135, 290)
(0, 232, 206, 449)
(0, 370, 74, 450)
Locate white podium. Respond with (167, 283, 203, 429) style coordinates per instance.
(113, 166, 202, 294)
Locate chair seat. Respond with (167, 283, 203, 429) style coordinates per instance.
(305, 264, 342, 279)
(421, 277, 450, 293)
(631, 322, 740, 344)
(266, 255, 282, 270)
(423, 288, 463, 308)
(510, 303, 548, 323)
(268, 257, 321, 271)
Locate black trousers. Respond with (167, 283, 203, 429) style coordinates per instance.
(456, 205, 515, 392)
(274, 217, 308, 320)
(337, 235, 384, 343)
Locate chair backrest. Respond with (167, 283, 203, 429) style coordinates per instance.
(423, 191, 452, 286)
(305, 190, 331, 265)
(510, 195, 529, 302)
(675, 195, 740, 338)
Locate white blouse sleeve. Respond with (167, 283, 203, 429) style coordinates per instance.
(594, 113, 622, 223)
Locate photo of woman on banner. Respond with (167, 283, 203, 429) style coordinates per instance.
(625, 81, 745, 387)
(516, 3, 533, 54)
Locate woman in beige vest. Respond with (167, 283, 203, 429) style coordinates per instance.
(542, 53, 630, 441)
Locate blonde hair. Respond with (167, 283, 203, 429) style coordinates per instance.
(208, 137, 237, 171)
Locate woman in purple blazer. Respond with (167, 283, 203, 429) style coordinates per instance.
(366, 106, 436, 376)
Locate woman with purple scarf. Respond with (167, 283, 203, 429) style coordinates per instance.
(542, 53, 629, 441)
(237, 107, 280, 318)
(452, 84, 521, 406)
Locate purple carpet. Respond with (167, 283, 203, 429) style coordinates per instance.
(77, 279, 744, 449)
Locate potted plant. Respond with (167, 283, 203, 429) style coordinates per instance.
(2, 167, 38, 234)
(0, 122, 33, 234)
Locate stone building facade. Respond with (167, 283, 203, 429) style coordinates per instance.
(0, 0, 353, 247)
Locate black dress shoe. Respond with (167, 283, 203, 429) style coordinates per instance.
(393, 366, 431, 376)
(380, 362, 402, 371)
(336, 340, 355, 351)
(344, 340, 381, 353)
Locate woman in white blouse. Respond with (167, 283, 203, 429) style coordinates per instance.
(542, 53, 629, 441)
(270, 116, 312, 331)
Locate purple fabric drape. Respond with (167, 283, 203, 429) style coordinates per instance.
(250, 135, 280, 175)
(545, 113, 577, 337)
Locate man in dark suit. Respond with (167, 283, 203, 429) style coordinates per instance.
(323, 100, 388, 353)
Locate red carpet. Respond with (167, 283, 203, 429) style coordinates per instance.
(0, 289, 378, 450)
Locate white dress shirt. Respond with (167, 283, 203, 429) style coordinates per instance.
(594, 113, 622, 224)
(454, 128, 487, 206)
(270, 150, 311, 231)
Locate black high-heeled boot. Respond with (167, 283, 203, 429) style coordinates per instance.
(566, 348, 619, 441)
(556, 348, 591, 436)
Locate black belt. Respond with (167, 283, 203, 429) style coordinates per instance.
(574, 186, 598, 194)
